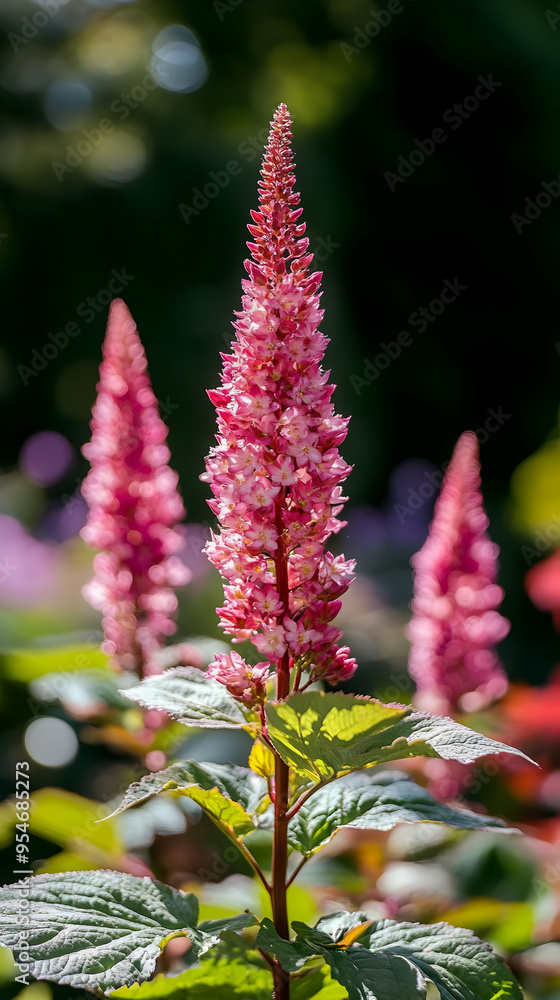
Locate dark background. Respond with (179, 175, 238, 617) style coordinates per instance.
(2, 0, 560, 680)
(1, 2, 560, 995)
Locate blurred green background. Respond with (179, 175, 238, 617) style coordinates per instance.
(1, 1, 560, 997)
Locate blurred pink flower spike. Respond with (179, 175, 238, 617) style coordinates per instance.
(81, 298, 190, 676)
(202, 103, 356, 702)
(406, 430, 510, 715)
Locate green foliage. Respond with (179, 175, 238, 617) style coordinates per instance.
(287, 770, 513, 858)
(0, 871, 256, 993)
(122, 667, 253, 729)
(107, 760, 266, 821)
(266, 693, 532, 782)
(0, 644, 108, 682)
(112, 955, 273, 999)
(106, 759, 268, 843)
(258, 912, 523, 1000)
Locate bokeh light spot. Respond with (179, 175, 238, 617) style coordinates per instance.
(24, 717, 79, 768)
(20, 431, 74, 487)
(86, 130, 147, 185)
(150, 25, 208, 94)
(44, 81, 93, 130)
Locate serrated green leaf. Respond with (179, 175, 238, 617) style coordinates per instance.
(122, 667, 252, 729)
(288, 771, 513, 858)
(111, 955, 272, 999)
(340, 916, 522, 1000)
(107, 760, 266, 819)
(0, 871, 255, 994)
(265, 693, 533, 783)
(105, 761, 267, 841)
(323, 947, 426, 1000)
(255, 918, 313, 972)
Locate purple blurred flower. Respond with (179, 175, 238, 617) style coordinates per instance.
(20, 431, 74, 487)
(0, 514, 58, 606)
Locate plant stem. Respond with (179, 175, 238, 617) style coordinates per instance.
(271, 490, 291, 999)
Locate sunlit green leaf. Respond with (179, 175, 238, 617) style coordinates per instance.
(111, 955, 272, 999)
(259, 912, 523, 1000)
(323, 947, 426, 1000)
(0, 871, 256, 994)
(288, 770, 513, 858)
(122, 667, 253, 729)
(266, 693, 533, 783)
(105, 760, 267, 841)
(310, 914, 523, 1000)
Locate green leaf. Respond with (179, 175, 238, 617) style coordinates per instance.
(363, 919, 523, 1000)
(299, 914, 523, 1000)
(105, 760, 267, 841)
(265, 693, 533, 783)
(111, 955, 272, 999)
(0, 871, 255, 994)
(323, 948, 426, 1000)
(288, 771, 513, 858)
(122, 667, 252, 730)
(254, 918, 313, 972)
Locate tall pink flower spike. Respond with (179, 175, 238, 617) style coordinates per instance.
(407, 430, 510, 714)
(202, 103, 356, 705)
(81, 298, 190, 675)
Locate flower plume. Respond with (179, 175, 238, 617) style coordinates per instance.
(81, 298, 189, 674)
(202, 103, 356, 703)
(406, 430, 510, 714)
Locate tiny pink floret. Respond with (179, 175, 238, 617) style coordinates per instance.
(407, 430, 509, 713)
(203, 104, 356, 700)
(81, 298, 189, 673)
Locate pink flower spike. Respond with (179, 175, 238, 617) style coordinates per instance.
(81, 298, 189, 675)
(202, 104, 355, 694)
(406, 430, 510, 714)
(208, 650, 270, 705)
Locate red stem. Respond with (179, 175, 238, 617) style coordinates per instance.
(271, 491, 291, 999)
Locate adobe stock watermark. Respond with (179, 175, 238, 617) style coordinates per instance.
(213, 0, 243, 20)
(384, 75, 502, 192)
(51, 68, 159, 182)
(179, 127, 271, 225)
(545, 6, 560, 29)
(510, 175, 560, 234)
(340, 0, 413, 63)
(521, 516, 560, 567)
(349, 277, 467, 395)
(393, 407, 511, 524)
(17, 268, 135, 385)
(8, 0, 67, 54)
